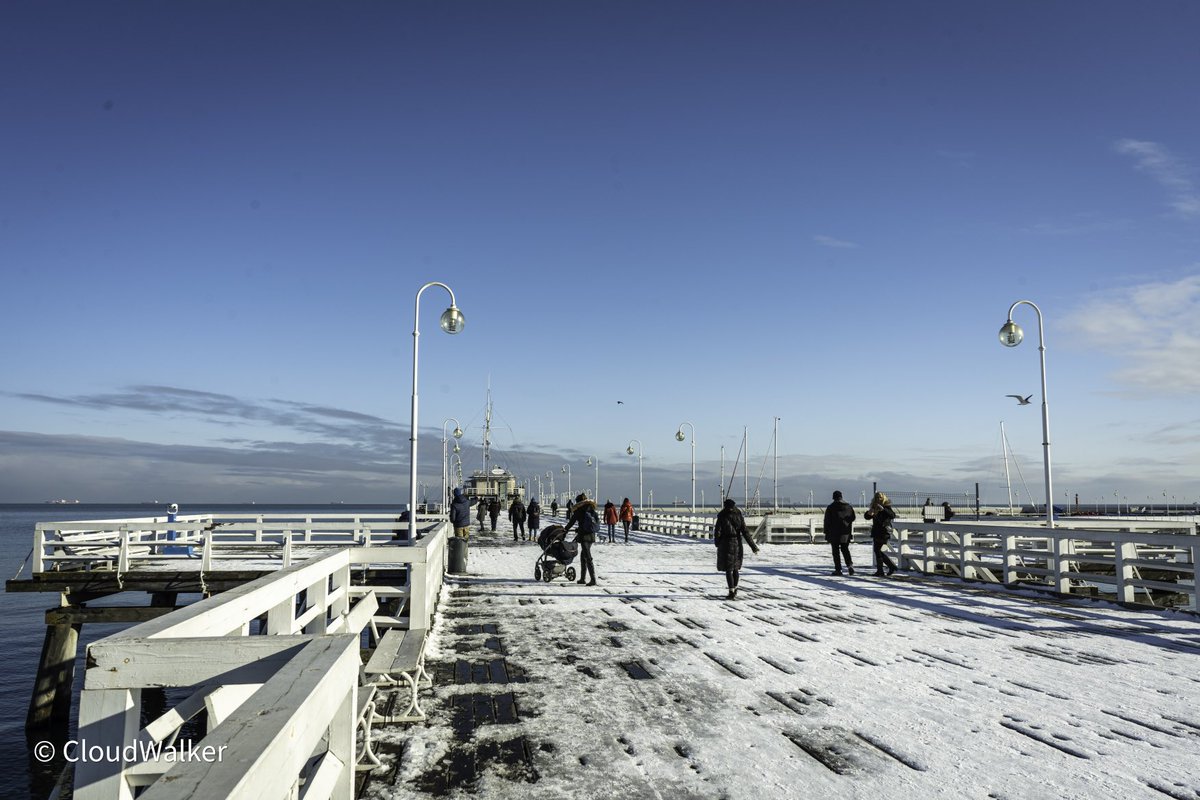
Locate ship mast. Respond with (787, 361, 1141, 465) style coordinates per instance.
(1001, 421, 1014, 515)
(484, 379, 492, 476)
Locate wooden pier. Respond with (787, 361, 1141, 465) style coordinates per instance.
(8, 510, 1200, 799)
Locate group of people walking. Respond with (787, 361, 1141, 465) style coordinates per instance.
(823, 490, 898, 577)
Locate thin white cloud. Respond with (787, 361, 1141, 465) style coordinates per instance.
(1063, 273, 1200, 393)
(813, 234, 859, 249)
(1114, 139, 1200, 217)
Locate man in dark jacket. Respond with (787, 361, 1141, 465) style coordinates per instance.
(715, 498, 758, 599)
(563, 493, 599, 585)
(449, 488, 472, 539)
(487, 498, 501, 532)
(508, 497, 527, 542)
(823, 490, 856, 576)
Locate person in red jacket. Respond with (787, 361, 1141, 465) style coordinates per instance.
(618, 497, 634, 543)
(602, 500, 619, 543)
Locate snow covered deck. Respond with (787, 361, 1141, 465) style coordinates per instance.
(365, 522, 1200, 799)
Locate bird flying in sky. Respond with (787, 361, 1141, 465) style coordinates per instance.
(1006, 394, 1033, 405)
(617, 400, 624, 405)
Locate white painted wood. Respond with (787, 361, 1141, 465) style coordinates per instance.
(205, 684, 262, 729)
(134, 635, 359, 800)
(86, 637, 310, 690)
(75, 688, 141, 800)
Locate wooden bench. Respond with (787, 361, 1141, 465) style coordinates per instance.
(363, 628, 431, 723)
(331, 589, 388, 771)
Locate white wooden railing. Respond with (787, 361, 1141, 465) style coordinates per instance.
(73, 522, 449, 800)
(32, 513, 445, 575)
(638, 511, 867, 543)
(892, 520, 1198, 611)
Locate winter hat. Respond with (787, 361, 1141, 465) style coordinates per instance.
(576, 493, 586, 503)
(832, 491, 843, 500)
(723, 498, 736, 509)
(453, 488, 462, 498)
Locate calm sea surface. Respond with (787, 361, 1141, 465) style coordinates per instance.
(0, 503, 399, 800)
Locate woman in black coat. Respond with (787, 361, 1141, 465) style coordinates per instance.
(714, 498, 759, 599)
(864, 492, 897, 577)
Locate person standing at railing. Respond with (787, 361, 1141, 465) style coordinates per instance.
(527, 498, 542, 542)
(563, 493, 599, 585)
(823, 490, 856, 576)
(942, 501, 956, 521)
(865, 492, 898, 577)
(509, 497, 528, 542)
(714, 498, 759, 600)
(450, 488, 473, 539)
(619, 497, 634, 543)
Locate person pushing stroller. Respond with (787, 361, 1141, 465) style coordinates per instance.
(562, 493, 599, 586)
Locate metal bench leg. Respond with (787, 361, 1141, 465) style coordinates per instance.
(356, 698, 382, 770)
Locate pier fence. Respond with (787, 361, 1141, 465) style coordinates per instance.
(31, 512, 438, 575)
(71, 521, 449, 800)
(639, 511, 1198, 611)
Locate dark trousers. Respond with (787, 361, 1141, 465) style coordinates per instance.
(512, 520, 525, 540)
(622, 520, 631, 542)
(578, 542, 595, 582)
(489, 514, 498, 532)
(606, 523, 615, 542)
(725, 569, 739, 590)
(873, 539, 896, 573)
(529, 524, 540, 540)
(830, 541, 853, 571)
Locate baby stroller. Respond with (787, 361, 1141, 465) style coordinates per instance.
(534, 524, 579, 583)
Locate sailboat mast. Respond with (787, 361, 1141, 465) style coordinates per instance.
(1001, 421, 1014, 515)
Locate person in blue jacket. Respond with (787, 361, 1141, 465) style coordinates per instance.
(449, 488, 472, 539)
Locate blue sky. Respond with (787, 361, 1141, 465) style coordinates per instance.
(2, 1, 1198, 508)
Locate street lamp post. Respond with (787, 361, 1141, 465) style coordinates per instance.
(408, 282, 465, 541)
(627, 439, 644, 508)
(546, 472, 555, 507)
(562, 464, 572, 499)
(586, 456, 599, 501)
(441, 417, 464, 512)
(675, 422, 696, 512)
(998, 299, 1054, 529)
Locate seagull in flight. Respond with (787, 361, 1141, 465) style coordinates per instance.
(616, 400, 624, 405)
(1006, 394, 1033, 405)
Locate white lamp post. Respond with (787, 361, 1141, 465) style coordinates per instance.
(562, 464, 572, 499)
(627, 439, 644, 508)
(546, 472, 555, 507)
(998, 300, 1054, 529)
(407, 282, 464, 541)
(675, 422, 695, 512)
(585, 456, 599, 501)
(441, 417, 463, 512)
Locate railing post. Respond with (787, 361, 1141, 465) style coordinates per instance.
(1003, 533, 1017, 584)
(118, 529, 130, 574)
(283, 532, 293, 568)
(33, 525, 47, 574)
(1114, 538, 1137, 604)
(1190, 541, 1200, 612)
(409, 561, 429, 630)
(74, 687, 141, 800)
(1052, 532, 1072, 593)
(961, 532, 975, 579)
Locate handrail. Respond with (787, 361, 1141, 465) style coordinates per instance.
(73, 520, 451, 800)
(891, 520, 1198, 611)
(32, 513, 445, 575)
